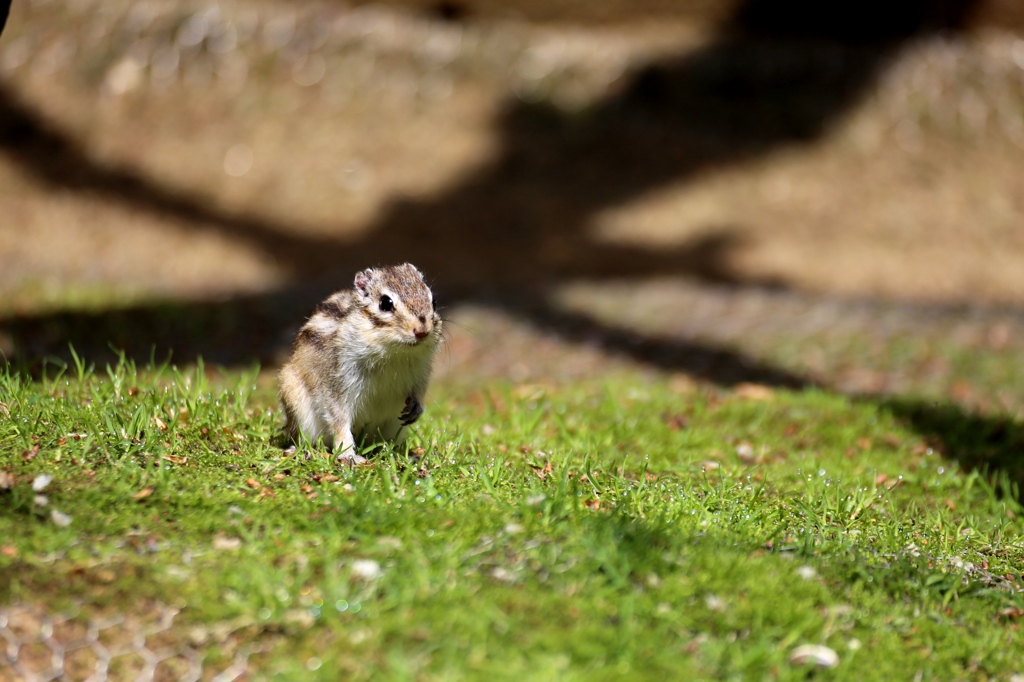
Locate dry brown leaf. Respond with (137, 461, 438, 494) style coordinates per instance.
(1000, 606, 1024, 620)
(951, 381, 974, 402)
(583, 498, 602, 511)
(21, 446, 39, 462)
(162, 454, 187, 465)
(531, 461, 554, 481)
(57, 436, 67, 446)
(153, 416, 168, 432)
(513, 384, 546, 400)
(0, 471, 13, 490)
(273, 473, 287, 480)
(132, 486, 154, 500)
(0, 545, 17, 558)
(245, 478, 261, 489)
(663, 413, 689, 431)
(735, 383, 775, 401)
(301, 485, 314, 493)
(669, 374, 697, 394)
(882, 434, 902, 448)
(94, 569, 116, 583)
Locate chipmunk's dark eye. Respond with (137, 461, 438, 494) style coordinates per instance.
(379, 295, 394, 312)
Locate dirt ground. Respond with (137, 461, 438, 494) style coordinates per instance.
(0, 0, 1022, 402)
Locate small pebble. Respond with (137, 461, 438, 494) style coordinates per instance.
(491, 567, 515, 583)
(351, 559, 382, 581)
(213, 536, 242, 550)
(790, 644, 839, 668)
(796, 565, 817, 580)
(704, 594, 726, 612)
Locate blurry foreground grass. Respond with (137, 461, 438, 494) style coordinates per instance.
(2, 356, 1024, 680)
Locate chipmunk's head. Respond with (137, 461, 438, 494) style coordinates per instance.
(354, 264, 442, 350)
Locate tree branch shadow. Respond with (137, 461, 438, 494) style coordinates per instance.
(883, 398, 1024, 499)
(0, 0, 980, 366)
(5, 0, 1020, 490)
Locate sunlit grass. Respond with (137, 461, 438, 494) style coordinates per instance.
(2, 355, 1023, 679)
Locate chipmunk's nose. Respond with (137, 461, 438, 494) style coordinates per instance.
(413, 315, 432, 341)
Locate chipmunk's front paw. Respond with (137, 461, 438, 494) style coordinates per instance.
(400, 396, 424, 426)
(336, 450, 368, 466)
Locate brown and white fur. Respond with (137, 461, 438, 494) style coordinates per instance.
(279, 264, 442, 464)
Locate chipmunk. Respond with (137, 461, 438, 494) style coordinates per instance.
(279, 263, 442, 464)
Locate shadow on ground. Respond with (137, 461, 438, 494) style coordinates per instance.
(884, 399, 1024, 499)
(4, 2, 1022, 488)
(0, 0, 979, 378)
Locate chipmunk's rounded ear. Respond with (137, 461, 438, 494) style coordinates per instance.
(354, 268, 374, 295)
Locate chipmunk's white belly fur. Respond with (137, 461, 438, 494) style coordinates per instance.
(282, 337, 436, 448)
(344, 346, 430, 442)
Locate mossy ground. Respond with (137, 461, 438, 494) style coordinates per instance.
(2, 353, 1023, 680)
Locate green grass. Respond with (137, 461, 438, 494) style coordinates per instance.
(2, 354, 1024, 680)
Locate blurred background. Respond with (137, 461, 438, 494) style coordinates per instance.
(1, 0, 1023, 407)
